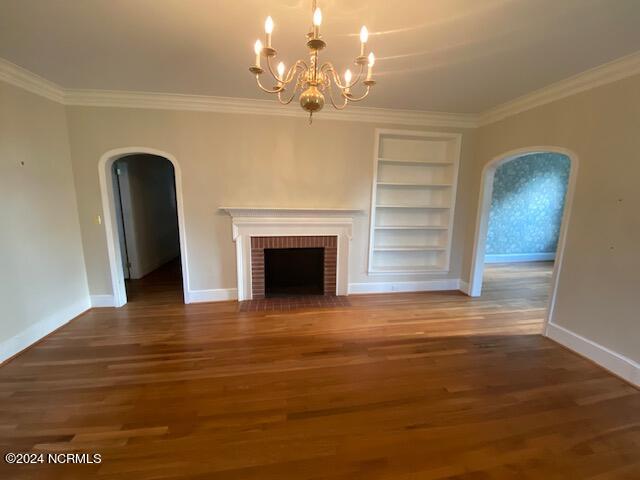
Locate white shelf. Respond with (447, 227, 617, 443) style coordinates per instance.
(369, 265, 447, 273)
(368, 129, 462, 275)
(378, 157, 453, 166)
(374, 246, 446, 252)
(377, 182, 452, 188)
(374, 225, 448, 230)
(376, 204, 450, 209)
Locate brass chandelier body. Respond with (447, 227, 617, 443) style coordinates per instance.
(249, 0, 376, 122)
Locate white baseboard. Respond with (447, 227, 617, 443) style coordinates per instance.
(91, 294, 116, 308)
(0, 297, 91, 364)
(348, 278, 460, 295)
(187, 288, 238, 303)
(545, 322, 640, 387)
(484, 252, 555, 263)
(458, 280, 471, 295)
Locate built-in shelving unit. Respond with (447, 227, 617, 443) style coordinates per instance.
(367, 129, 462, 274)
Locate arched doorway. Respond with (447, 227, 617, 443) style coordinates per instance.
(98, 147, 190, 306)
(467, 146, 579, 330)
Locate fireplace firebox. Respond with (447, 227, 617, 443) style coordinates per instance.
(264, 248, 324, 297)
(250, 236, 337, 299)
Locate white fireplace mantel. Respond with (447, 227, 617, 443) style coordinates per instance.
(220, 207, 362, 300)
(219, 207, 362, 218)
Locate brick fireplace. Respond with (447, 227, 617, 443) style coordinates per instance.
(220, 207, 359, 301)
(250, 236, 337, 298)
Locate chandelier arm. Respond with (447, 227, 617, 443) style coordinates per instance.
(255, 75, 285, 94)
(344, 85, 372, 103)
(351, 63, 366, 89)
(277, 82, 301, 105)
(264, 56, 304, 87)
(264, 55, 280, 82)
(320, 62, 343, 89)
(320, 62, 365, 91)
(286, 60, 309, 84)
(326, 82, 349, 110)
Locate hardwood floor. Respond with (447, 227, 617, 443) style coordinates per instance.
(1, 262, 639, 479)
(124, 258, 184, 305)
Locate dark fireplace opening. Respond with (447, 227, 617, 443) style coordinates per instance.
(264, 248, 325, 297)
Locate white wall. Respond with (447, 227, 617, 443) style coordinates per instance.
(0, 81, 89, 361)
(64, 108, 476, 298)
(115, 155, 180, 279)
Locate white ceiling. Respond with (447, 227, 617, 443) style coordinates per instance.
(1, 0, 640, 113)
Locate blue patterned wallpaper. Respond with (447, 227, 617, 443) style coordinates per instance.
(486, 153, 570, 255)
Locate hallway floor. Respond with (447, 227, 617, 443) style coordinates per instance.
(124, 258, 183, 304)
(1, 262, 639, 479)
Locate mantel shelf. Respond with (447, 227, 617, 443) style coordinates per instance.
(219, 207, 364, 218)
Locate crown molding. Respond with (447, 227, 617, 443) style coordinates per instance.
(0, 58, 64, 103)
(0, 56, 477, 128)
(63, 89, 478, 128)
(479, 50, 640, 126)
(4, 50, 640, 128)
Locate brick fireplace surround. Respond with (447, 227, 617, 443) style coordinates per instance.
(250, 236, 338, 299)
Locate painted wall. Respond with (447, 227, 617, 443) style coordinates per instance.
(468, 72, 640, 365)
(0, 81, 89, 360)
(115, 155, 180, 279)
(486, 152, 570, 256)
(65, 108, 476, 298)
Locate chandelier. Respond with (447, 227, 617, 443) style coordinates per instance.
(249, 0, 376, 122)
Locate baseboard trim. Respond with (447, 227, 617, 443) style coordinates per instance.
(484, 252, 555, 263)
(545, 322, 640, 388)
(90, 294, 116, 308)
(458, 280, 471, 295)
(349, 278, 460, 295)
(0, 298, 91, 364)
(187, 288, 238, 303)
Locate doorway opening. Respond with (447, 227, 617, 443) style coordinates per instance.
(468, 147, 579, 331)
(111, 154, 182, 303)
(99, 148, 189, 307)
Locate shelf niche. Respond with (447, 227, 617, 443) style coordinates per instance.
(367, 129, 462, 274)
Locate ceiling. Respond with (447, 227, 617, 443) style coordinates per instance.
(1, 0, 640, 113)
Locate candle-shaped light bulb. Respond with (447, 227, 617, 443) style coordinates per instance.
(265, 16, 274, 34)
(360, 26, 368, 55)
(254, 39, 263, 68)
(367, 52, 375, 80)
(312, 7, 322, 38)
(344, 68, 353, 86)
(277, 62, 285, 81)
(265, 16, 274, 47)
(360, 26, 369, 44)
